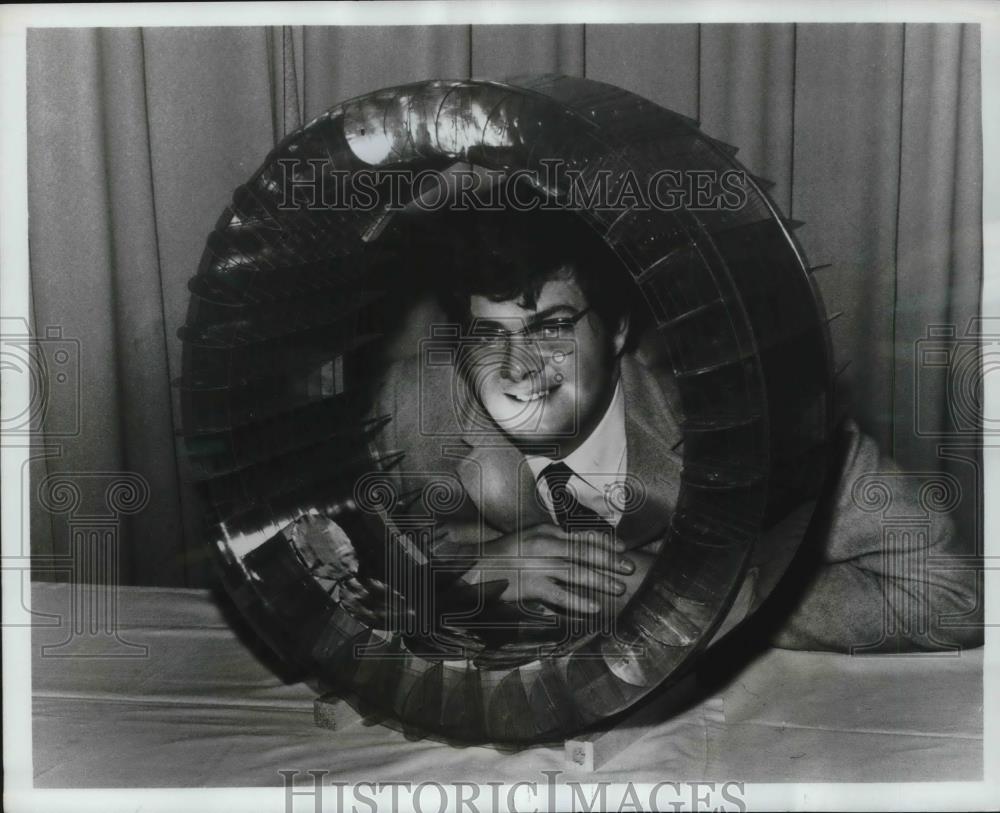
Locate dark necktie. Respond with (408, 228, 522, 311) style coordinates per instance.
(539, 461, 614, 532)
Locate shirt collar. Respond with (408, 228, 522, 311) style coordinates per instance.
(525, 379, 627, 487)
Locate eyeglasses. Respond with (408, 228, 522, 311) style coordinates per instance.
(466, 307, 593, 352)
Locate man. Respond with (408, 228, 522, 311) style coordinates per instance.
(353, 204, 981, 654)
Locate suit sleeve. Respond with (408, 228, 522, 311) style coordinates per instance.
(768, 419, 983, 652)
(365, 356, 494, 564)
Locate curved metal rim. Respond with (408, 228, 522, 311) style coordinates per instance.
(181, 75, 832, 744)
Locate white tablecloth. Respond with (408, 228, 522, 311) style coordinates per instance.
(30, 582, 982, 787)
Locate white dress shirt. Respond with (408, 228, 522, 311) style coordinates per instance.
(525, 380, 629, 526)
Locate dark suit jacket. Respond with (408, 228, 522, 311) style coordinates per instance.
(364, 350, 982, 653)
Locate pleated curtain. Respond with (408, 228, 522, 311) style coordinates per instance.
(26, 24, 982, 586)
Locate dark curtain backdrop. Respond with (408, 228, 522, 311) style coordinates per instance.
(26, 24, 982, 587)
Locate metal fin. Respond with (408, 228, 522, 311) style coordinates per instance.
(374, 449, 406, 469)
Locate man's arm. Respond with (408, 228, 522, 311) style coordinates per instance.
(769, 419, 982, 652)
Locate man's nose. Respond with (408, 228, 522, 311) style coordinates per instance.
(500, 340, 543, 381)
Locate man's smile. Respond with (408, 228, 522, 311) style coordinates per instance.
(504, 378, 561, 402)
(467, 275, 625, 450)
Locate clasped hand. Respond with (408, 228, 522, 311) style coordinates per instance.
(329, 522, 646, 628)
(462, 523, 637, 614)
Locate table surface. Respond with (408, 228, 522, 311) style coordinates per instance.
(29, 582, 983, 787)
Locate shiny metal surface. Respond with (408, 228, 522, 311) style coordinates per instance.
(179, 75, 835, 744)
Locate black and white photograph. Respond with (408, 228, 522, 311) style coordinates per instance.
(1, 2, 996, 811)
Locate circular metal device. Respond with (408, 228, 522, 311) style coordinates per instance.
(180, 76, 835, 744)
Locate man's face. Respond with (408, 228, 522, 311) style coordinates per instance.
(465, 271, 627, 454)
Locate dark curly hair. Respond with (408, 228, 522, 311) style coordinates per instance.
(410, 203, 647, 353)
